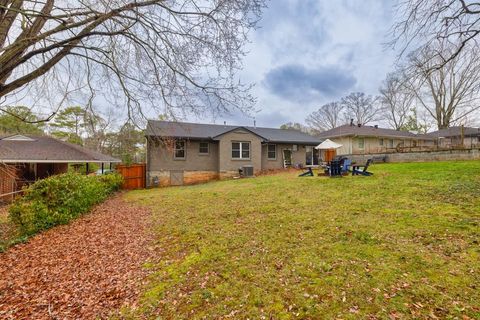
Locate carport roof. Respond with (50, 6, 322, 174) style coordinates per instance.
(0, 135, 121, 163)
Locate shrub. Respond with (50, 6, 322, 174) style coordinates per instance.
(97, 173, 124, 193)
(9, 172, 123, 237)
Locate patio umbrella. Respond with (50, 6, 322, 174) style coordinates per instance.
(315, 139, 343, 150)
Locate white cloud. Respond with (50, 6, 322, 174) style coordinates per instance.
(203, 0, 397, 128)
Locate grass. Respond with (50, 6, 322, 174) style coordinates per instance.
(125, 161, 480, 319)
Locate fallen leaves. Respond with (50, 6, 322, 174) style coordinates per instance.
(0, 195, 153, 319)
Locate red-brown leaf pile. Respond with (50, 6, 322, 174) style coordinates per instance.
(0, 195, 153, 319)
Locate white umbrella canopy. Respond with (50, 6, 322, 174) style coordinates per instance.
(315, 139, 343, 150)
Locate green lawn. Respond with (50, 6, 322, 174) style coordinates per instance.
(127, 161, 480, 319)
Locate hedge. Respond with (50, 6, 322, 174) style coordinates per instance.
(9, 173, 123, 237)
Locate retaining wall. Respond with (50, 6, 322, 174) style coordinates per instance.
(345, 148, 480, 163)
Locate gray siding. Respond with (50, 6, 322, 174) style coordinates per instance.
(217, 129, 262, 174)
(261, 143, 309, 169)
(147, 139, 219, 172)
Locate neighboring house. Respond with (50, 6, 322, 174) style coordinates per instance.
(427, 126, 480, 148)
(145, 120, 321, 186)
(317, 123, 434, 155)
(0, 134, 120, 201)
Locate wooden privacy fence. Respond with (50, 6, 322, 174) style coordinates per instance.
(116, 163, 146, 190)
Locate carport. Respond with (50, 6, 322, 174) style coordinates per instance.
(0, 134, 120, 201)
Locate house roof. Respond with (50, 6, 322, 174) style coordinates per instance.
(0, 135, 121, 163)
(316, 124, 431, 140)
(146, 120, 321, 145)
(427, 126, 480, 138)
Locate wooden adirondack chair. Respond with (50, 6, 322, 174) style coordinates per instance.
(352, 159, 373, 176)
(299, 167, 314, 177)
(329, 159, 343, 177)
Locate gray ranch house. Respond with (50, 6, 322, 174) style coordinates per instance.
(145, 120, 321, 186)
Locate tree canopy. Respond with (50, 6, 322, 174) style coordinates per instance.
(0, 105, 44, 134)
(0, 0, 265, 123)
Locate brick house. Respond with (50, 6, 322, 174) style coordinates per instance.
(145, 120, 321, 186)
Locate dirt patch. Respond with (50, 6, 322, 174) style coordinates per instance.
(257, 168, 301, 176)
(0, 194, 154, 319)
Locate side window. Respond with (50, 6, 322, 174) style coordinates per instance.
(379, 138, 384, 146)
(389, 139, 394, 148)
(267, 144, 276, 160)
(232, 142, 240, 158)
(241, 142, 250, 159)
(199, 142, 209, 154)
(358, 138, 365, 149)
(174, 140, 186, 159)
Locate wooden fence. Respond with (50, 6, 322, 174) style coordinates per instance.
(115, 163, 146, 190)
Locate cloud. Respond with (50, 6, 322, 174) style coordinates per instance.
(263, 64, 356, 102)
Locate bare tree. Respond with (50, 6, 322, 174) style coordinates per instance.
(83, 110, 114, 151)
(404, 41, 480, 129)
(0, 1, 265, 123)
(391, 0, 480, 65)
(305, 102, 344, 132)
(279, 122, 310, 133)
(379, 72, 415, 130)
(341, 92, 380, 126)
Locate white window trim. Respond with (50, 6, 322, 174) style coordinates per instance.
(232, 141, 250, 160)
(379, 138, 384, 146)
(267, 144, 276, 160)
(358, 138, 365, 149)
(173, 140, 186, 160)
(199, 142, 209, 155)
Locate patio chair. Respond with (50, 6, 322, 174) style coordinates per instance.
(341, 158, 352, 174)
(352, 159, 373, 176)
(299, 167, 314, 177)
(329, 159, 343, 177)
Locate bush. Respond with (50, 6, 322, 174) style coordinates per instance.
(9, 172, 123, 237)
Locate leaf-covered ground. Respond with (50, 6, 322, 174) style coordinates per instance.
(126, 161, 480, 319)
(0, 195, 154, 319)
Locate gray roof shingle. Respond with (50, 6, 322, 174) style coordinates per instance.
(427, 126, 480, 138)
(146, 120, 321, 144)
(316, 124, 431, 140)
(0, 135, 120, 163)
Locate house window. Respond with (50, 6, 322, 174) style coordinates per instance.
(389, 139, 394, 148)
(232, 142, 250, 159)
(199, 142, 209, 154)
(174, 140, 186, 159)
(358, 138, 365, 149)
(379, 138, 384, 146)
(267, 144, 276, 160)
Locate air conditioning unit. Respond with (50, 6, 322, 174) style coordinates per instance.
(242, 165, 254, 177)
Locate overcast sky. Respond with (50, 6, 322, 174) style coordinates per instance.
(204, 0, 397, 128)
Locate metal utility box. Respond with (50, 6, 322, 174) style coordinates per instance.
(243, 165, 254, 177)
